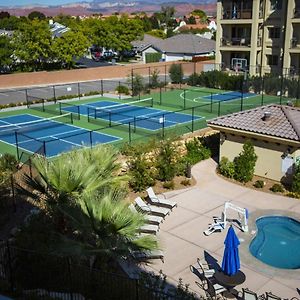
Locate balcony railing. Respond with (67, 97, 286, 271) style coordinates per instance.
(291, 37, 299, 48)
(222, 9, 252, 20)
(294, 7, 300, 18)
(221, 37, 251, 47)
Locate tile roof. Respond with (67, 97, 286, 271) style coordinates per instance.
(208, 105, 300, 142)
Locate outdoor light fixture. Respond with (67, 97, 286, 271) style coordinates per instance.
(282, 147, 292, 159)
(220, 132, 227, 144)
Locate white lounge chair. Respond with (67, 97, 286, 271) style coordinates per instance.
(196, 278, 227, 300)
(197, 258, 215, 278)
(203, 222, 225, 236)
(129, 204, 163, 225)
(146, 187, 177, 209)
(238, 288, 265, 300)
(134, 197, 170, 217)
(139, 223, 159, 235)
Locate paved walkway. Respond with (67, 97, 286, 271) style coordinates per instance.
(144, 158, 300, 298)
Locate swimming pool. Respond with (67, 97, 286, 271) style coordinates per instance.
(249, 216, 300, 269)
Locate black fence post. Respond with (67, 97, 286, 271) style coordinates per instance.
(131, 69, 134, 97)
(134, 116, 136, 133)
(192, 107, 195, 132)
(119, 81, 121, 100)
(135, 279, 139, 300)
(58, 102, 62, 115)
(77, 106, 80, 120)
(89, 131, 93, 148)
(43, 141, 46, 157)
(67, 258, 74, 300)
(10, 174, 17, 212)
(210, 93, 213, 113)
(162, 114, 165, 139)
(164, 64, 167, 89)
(183, 89, 186, 109)
(101, 79, 104, 96)
(78, 82, 81, 100)
(6, 241, 14, 293)
(128, 122, 132, 144)
(218, 100, 221, 117)
(25, 89, 29, 108)
(240, 92, 244, 111)
(261, 77, 264, 106)
(42, 98, 45, 112)
(53, 85, 56, 103)
(148, 66, 151, 87)
(15, 132, 20, 160)
(87, 107, 90, 122)
(109, 112, 112, 127)
(159, 87, 162, 105)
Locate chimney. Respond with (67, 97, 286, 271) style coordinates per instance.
(262, 111, 271, 121)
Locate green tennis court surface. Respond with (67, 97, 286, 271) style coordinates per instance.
(0, 86, 289, 159)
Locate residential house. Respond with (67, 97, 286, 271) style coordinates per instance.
(132, 34, 215, 63)
(208, 104, 300, 182)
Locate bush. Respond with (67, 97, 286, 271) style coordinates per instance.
(292, 164, 300, 193)
(185, 137, 211, 165)
(115, 85, 130, 95)
(130, 74, 144, 96)
(234, 141, 257, 183)
(253, 180, 265, 188)
(180, 179, 191, 186)
(187, 73, 200, 86)
(0, 153, 18, 172)
(156, 139, 178, 181)
(218, 157, 235, 178)
(149, 69, 160, 88)
(128, 154, 155, 192)
(163, 180, 175, 189)
(270, 183, 284, 193)
(169, 64, 183, 84)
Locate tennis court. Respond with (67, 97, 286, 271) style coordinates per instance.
(61, 99, 201, 131)
(0, 114, 120, 158)
(202, 91, 256, 102)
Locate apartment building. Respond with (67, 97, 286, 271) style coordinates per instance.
(215, 0, 300, 76)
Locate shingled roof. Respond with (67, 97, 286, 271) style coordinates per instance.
(208, 105, 300, 142)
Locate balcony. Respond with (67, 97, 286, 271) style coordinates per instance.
(221, 37, 251, 47)
(222, 9, 252, 20)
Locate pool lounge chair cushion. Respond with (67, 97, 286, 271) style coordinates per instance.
(146, 187, 177, 209)
(134, 197, 170, 217)
(129, 204, 164, 225)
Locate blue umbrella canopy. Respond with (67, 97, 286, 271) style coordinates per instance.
(222, 225, 240, 276)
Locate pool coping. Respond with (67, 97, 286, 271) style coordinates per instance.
(239, 209, 300, 280)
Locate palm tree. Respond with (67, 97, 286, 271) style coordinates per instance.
(55, 190, 159, 260)
(17, 145, 159, 261)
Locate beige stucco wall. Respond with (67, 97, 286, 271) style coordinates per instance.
(220, 132, 300, 182)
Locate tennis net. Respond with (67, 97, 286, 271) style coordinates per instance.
(0, 113, 73, 137)
(87, 98, 153, 121)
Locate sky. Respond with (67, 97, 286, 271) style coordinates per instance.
(0, 0, 92, 6)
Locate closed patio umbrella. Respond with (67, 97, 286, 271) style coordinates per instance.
(221, 225, 240, 276)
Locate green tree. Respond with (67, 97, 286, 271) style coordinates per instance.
(234, 140, 257, 183)
(156, 139, 178, 181)
(28, 11, 46, 20)
(0, 11, 10, 19)
(12, 19, 52, 71)
(0, 35, 13, 69)
(191, 9, 207, 22)
(130, 73, 144, 96)
(292, 164, 300, 193)
(169, 63, 184, 83)
(52, 29, 89, 69)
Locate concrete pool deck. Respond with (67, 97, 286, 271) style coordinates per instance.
(143, 158, 300, 298)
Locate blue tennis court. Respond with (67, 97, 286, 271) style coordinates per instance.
(0, 114, 120, 158)
(202, 91, 256, 102)
(62, 100, 201, 131)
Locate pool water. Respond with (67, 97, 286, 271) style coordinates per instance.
(249, 216, 300, 269)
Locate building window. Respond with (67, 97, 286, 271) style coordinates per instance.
(270, 0, 282, 10)
(267, 55, 279, 66)
(268, 27, 280, 39)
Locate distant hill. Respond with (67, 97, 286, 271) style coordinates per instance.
(0, 1, 216, 16)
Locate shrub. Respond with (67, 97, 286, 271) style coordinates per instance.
(218, 157, 235, 178)
(130, 74, 144, 96)
(285, 192, 300, 199)
(115, 85, 130, 95)
(180, 179, 191, 186)
(187, 73, 200, 86)
(0, 153, 18, 172)
(156, 139, 178, 181)
(169, 64, 183, 84)
(253, 180, 265, 188)
(163, 180, 175, 189)
(270, 183, 284, 193)
(234, 141, 257, 183)
(185, 137, 211, 165)
(292, 164, 300, 193)
(128, 154, 155, 192)
(149, 69, 160, 88)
